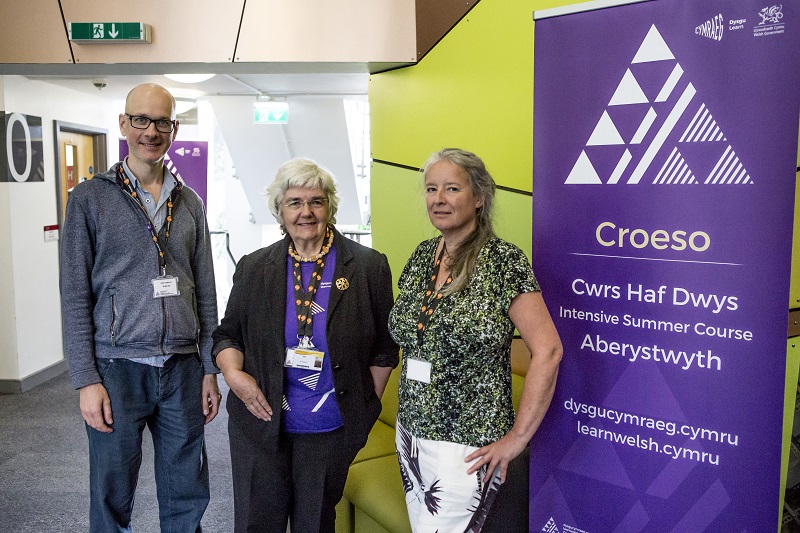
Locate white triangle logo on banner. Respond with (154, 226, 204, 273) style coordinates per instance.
(565, 151, 602, 184)
(565, 24, 752, 186)
(587, 111, 625, 146)
(632, 25, 675, 63)
(609, 69, 649, 106)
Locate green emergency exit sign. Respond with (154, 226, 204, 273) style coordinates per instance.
(253, 102, 289, 124)
(69, 22, 151, 43)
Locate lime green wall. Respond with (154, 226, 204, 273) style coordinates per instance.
(370, 0, 571, 267)
(783, 339, 800, 523)
(371, 162, 531, 288)
(793, 171, 800, 308)
(370, 163, 430, 281)
(370, 1, 536, 192)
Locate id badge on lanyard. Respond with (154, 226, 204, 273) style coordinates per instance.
(117, 164, 179, 300)
(406, 356, 432, 384)
(408, 242, 450, 385)
(285, 337, 324, 371)
(152, 275, 180, 298)
(288, 245, 330, 372)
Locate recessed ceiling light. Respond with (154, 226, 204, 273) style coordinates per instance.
(164, 74, 215, 84)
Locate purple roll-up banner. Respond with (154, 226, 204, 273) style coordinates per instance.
(531, 1, 800, 531)
(119, 140, 209, 206)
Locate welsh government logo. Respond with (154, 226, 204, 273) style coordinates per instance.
(565, 25, 752, 186)
(695, 14, 723, 41)
(758, 4, 783, 25)
(542, 517, 560, 533)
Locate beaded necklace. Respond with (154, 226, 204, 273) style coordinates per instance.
(415, 241, 453, 349)
(288, 225, 334, 262)
(289, 226, 334, 343)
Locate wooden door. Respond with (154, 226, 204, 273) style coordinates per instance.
(58, 131, 96, 218)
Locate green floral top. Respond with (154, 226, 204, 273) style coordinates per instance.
(389, 236, 540, 447)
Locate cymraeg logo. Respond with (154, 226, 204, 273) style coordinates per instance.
(695, 14, 724, 41)
(542, 517, 560, 533)
(565, 24, 752, 186)
(758, 4, 783, 25)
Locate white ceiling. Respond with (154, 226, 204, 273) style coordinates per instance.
(23, 71, 369, 103)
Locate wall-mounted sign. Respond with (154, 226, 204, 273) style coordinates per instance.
(253, 102, 289, 124)
(0, 112, 44, 183)
(119, 140, 208, 205)
(68, 22, 151, 43)
(44, 225, 59, 242)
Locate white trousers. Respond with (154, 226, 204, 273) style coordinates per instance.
(396, 422, 502, 533)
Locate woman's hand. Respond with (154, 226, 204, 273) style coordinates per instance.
(224, 368, 273, 421)
(216, 347, 273, 422)
(464, 431, 528, 483)
(465, 291, 563, 483)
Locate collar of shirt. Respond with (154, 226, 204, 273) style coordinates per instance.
(122, 160, 176, 231)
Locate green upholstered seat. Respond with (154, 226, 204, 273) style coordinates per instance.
(351, 421, 395, 465)
(345, 455, 412, 533)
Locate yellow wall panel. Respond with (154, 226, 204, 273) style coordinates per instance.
(495, 188, 533, 259)
(781, 339, 800, 523)
(372, 162, 533, 291)
(371, 0, 537, 192)
(792, 170, 800, 309)
(371, 163, 431, 286)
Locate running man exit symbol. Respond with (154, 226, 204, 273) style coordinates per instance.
(69, 22, 151, 43)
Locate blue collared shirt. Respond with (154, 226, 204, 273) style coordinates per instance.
(121, 159, 177, 367)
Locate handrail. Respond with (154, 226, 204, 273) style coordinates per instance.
(210, 230, 237, 268)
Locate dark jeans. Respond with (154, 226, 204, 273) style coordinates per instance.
(87, 354, 209, 533)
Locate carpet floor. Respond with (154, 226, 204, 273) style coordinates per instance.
(0, 371, 235, 532)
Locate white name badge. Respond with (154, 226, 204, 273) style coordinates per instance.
(152, 276, 180, 298)
(406, 358, 431, 384)
(285, 347, 324, 371)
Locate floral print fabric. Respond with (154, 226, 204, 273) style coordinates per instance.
(389, 236, 540, 447)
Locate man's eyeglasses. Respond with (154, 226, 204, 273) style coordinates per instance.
(125, 114, 177, 133)
(284, 198, 328, 211)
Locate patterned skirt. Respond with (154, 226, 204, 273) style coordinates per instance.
(395, 422, 502, 533)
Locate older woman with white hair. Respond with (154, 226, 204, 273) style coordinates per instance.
(212, 157, 399, 533)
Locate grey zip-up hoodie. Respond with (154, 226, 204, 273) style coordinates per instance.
(60, 164, 218, 389)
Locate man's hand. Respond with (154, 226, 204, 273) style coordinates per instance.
(202, 374, 222, 424)
(79, 383, 113, 433)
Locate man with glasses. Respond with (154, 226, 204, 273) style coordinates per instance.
(60, 83, 220, 532)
